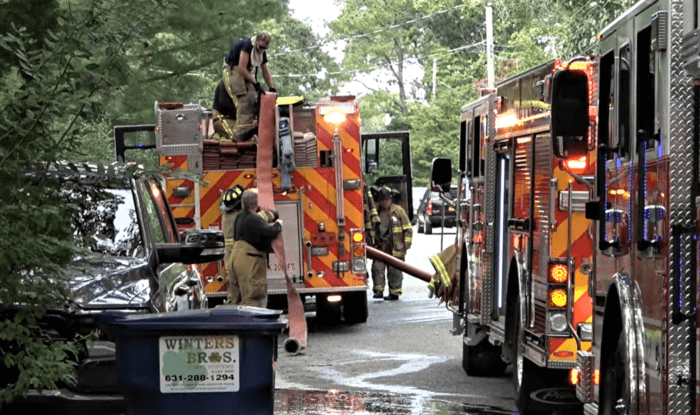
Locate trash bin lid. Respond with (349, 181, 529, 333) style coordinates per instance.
(103, 306, 286, 335)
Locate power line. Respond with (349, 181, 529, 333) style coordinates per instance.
(271, 3, 469, 58)
(276, 40, 485, 78)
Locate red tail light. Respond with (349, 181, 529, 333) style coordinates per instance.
(427, 200, 433, 215)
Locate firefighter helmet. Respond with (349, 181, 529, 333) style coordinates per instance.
(372, 185, 393, 203)
(221, 185, 245, 212)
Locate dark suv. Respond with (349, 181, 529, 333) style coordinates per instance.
(1, 162, 224, 409)
(416, 186, 458, 234)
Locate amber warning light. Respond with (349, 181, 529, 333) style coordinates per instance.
(351, 230, 365, 244)
(549, 263, 568, 283)
(549, 288, 568, 308)
(569, 368, 579, 385)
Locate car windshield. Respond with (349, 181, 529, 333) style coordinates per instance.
(431, 187, 458, 201)
(62, 183, 144, 258)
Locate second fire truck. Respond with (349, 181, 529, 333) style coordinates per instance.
(430, 58, 597, 413)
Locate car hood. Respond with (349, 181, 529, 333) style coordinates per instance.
(66, 253, 153, 309)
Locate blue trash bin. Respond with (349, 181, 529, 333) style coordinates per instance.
(107, 306, 286, 415)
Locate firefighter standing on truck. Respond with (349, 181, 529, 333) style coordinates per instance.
(371, 186, 412, 301)
(228, 189, 282, 307)
(224, 33, 276, 142)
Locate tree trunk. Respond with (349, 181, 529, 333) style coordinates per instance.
(394, 39, 407, 114)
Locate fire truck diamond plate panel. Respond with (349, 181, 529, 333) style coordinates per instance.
(668, 1, 694, 413)
(157, 105, 204, 174)
(481, 115, 496, 326)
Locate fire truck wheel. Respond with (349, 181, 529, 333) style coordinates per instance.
(342, 291, 368, 324)
(425, 220, 433, 235)
(514, 358, 551, 414)
(599, 331, 628, 415)
(512, 294, 551, 414)
(462, 338, 506, 376)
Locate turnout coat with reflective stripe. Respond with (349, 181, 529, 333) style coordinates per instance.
(386, 204, 412, 258)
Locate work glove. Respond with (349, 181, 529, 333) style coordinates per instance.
(253, 82, 265, 94)
(427, 277, 442, 299)
(427, 275, 453, 304)
(269, 87, 277, 94)
(257, 210, 278, 223)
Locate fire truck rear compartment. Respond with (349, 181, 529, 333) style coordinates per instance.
(268, 291, 368, 325)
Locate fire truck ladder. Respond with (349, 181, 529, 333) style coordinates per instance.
(332, 129, 346, 256)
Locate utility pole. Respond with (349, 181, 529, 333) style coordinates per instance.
(432, 58, 437, 100)
(486, 3, 495, 89)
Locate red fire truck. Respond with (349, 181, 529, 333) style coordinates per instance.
(114, 96, 413, 324)
(430, 58, 597, 413)
(556, 0, 700, 414)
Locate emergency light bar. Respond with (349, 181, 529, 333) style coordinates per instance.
(319, 103, 356, 115)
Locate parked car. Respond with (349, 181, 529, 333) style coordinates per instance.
(1, 162, 224, 407)
(415, 185, 458, 234)
(411, 186, 428, 223)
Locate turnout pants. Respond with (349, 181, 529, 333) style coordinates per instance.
(227, 240, 268, 307)
(226, 67, 257, 141)
(371, 258, 404, 295)
(222, 210, 238, 302)
(212, 109, 236, 142)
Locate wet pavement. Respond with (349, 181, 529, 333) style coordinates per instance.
(273, 231, 523, 414)
(275, 388, 515, 415)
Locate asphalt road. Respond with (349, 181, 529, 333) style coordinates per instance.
(275, 229, 518, 414)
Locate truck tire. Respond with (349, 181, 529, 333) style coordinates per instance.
(512, 295, 549, 413)
(511, 294, 581, 414)
(462, 336, 507, 376)
(342, 291, 368, 324)
(599, 331, 628, 415)
(425, 220, 433, 235)
(417, 216, 424, 233)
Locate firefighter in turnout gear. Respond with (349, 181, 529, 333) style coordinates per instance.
(224, 33, 276, 142)
(370, 186, 412, 300)
(220, 185, 245, 303)
(227, 189, 282, 307)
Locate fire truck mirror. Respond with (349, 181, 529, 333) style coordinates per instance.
(550, 69, 589, 159)
(602, 208, 630, 257)
(158, 229, 225, 264)
(430, 157, 452, 193)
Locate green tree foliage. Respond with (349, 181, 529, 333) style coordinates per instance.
(559, 0, 636, 57)
(0, 0, 175, 404)
(330, 0, 439, 115)
(261, 15, 350, 101)
(0, 0, 185, 404)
